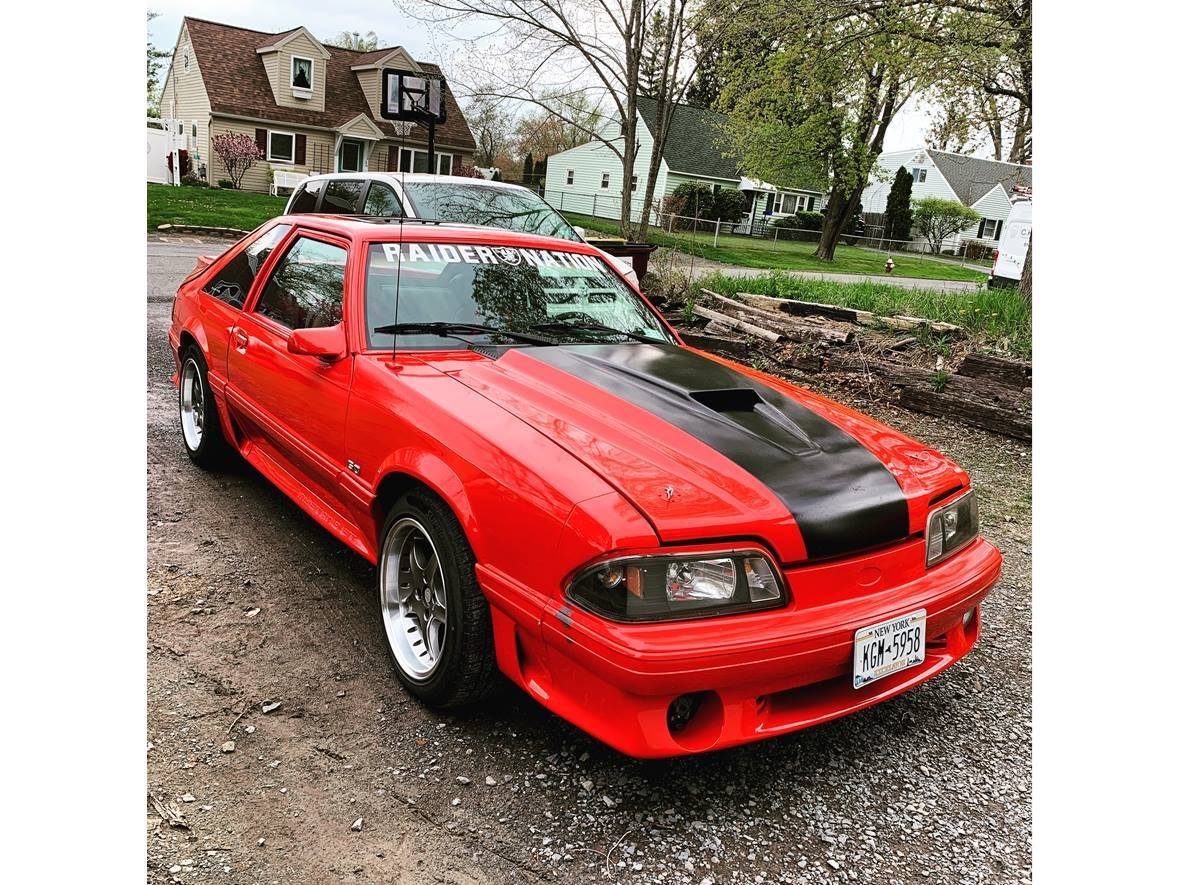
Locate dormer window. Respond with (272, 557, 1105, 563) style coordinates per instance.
(291, 56, 314, 96)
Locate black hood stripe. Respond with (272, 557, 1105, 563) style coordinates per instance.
(523, 343, 909, 559)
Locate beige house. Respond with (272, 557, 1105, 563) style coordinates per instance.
(159, 17, 476, 192)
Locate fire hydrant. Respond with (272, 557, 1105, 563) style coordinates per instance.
(884, 257, 895, 274)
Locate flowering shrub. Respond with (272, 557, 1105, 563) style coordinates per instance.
(212, 133, 264, 189)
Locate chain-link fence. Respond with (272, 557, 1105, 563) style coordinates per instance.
(544, 189, 994, 266)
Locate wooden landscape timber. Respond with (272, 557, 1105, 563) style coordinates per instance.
(727, 292, 964, 338)
(674, 290, 1030, 441)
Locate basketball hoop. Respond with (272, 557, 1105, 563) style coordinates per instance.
(380, 68, 448, 175)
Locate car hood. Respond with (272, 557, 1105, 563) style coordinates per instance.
(439, 343, 966, 563)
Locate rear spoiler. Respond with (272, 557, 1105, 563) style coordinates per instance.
(181, 254, 217, 287)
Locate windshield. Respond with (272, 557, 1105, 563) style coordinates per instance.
(401, 182, 581, 242)
(365, 242, 672, 350)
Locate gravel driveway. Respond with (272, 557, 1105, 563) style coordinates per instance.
(147, 240, 1031, 884)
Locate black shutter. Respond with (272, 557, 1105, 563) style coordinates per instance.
(255, 128, 268, 155)
(976, 219, 985, 238)
(994, 220, 1003, 240)
(386, 147, 396, 172)
(294, 134, 306, 165)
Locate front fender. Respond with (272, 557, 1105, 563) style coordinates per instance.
(371, 448, 482, 559)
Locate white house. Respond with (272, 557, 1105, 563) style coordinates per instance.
(862, 147, 1032, 251)
(543, 97, 826, 225)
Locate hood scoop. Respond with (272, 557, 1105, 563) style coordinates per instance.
(688, 388, 819, 457)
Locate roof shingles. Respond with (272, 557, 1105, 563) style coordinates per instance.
(928, 150, 1031, 204)
(184, 17, 474, 150)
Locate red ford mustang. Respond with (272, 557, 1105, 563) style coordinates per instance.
(169, 215, 1001, 758)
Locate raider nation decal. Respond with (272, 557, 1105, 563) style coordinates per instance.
(524, 343, 910, 559)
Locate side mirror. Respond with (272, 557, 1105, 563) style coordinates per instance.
(573, 225, 586, 240)
(288, 324, 347, 362)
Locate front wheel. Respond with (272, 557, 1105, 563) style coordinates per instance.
(179, 346, 230, 469)
(378, 490, 497, 707)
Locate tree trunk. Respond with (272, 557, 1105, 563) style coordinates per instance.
(1018, 230, 1032, 303)
(813, 189, 861, 262)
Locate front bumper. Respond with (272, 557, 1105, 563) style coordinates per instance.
(481, 536, 1001, 758)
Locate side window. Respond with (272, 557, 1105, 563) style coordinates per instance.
(321, 180, 365, 214)
(362, 182, 403, 217)
(289, 179, 324, 213)
(203, 224, 291, 308)
(255, 237, 347, 330)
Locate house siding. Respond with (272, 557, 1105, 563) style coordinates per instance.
(159, 23, 212, 172)
(543, 114, 664, 223)
(259, 32, 328, 113)
(967, 183, 1013, 244)
(863, 148, 1021, 251)
(208, 117, 334, 191)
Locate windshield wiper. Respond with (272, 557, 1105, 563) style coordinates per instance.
(371, 322, 556, 346)
(528, 320, 666, 345)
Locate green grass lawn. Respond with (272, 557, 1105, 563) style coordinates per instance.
(564, 212, 986, 283)
(699, 272, 1031, 358)
(147, 183, 287, 232)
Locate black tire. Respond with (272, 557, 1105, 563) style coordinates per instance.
(378, 489, 497, 707)
(179, 345, 230, 469)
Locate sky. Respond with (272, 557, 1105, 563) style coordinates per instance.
(148, 0, 935, 153)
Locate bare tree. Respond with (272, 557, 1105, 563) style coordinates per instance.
(399, 0, 744, 241)
(463, 93, 514, 168)
(326, 31, 382, 51)
(514, 91, 607, 158)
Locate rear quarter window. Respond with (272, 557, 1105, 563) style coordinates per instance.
(202, 224, 291, 308)
(321, 180, 365, 214)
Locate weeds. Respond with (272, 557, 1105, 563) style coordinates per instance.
(698, 272, 1031, 358)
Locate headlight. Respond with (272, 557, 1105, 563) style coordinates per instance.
(567, 550, 787, 621)
(926, 490, 979, 566)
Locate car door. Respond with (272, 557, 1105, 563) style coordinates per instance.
(225, 232, 353, 511)
(197, 223, 291, 381)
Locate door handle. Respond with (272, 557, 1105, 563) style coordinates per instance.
(231, 327, 248, 351)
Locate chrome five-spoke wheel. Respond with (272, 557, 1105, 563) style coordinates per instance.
(180, 357, 205, 450)
(380, 517, 448, 680)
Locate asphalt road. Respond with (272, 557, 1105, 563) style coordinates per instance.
(147, 239, 1032, 884)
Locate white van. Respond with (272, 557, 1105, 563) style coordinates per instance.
(989, 198, 1032, 288)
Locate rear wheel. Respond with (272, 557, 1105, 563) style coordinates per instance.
(179, 346, 230, 469)
(378, 490, 497, 707)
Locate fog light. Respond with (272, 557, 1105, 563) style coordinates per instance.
(667, 693, 704, 733)
(963, 608, 975, 626)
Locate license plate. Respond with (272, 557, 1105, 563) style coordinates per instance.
(852, 609, 926, 689)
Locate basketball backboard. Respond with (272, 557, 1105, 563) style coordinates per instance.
(380, 69, 447, 123)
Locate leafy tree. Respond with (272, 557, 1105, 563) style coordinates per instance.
(146, 11, 170, 117)
(883, 167, 914, 243)
(912, 197, 979, 255)
(718, 0, 973, 261)
(326, 31, 382, 51)
(212, 133, 264, 190)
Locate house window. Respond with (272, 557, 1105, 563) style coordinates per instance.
(339, 139, 364, 173)
(291, 57, 314, 92)
(912, 167, 927, 183)
(978, 218, 1003, 240)
(268, 131, 295, 163)
(601, 172, 610, 189)
(631, 175, 638, 193)
(566, 170, 574, 185)
(398, 148, 453, 175)
(183, 52, 190, 72)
